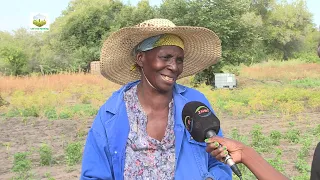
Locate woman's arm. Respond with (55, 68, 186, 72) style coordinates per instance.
(80, 109, 114, 180)
(206, 136, 289, 180)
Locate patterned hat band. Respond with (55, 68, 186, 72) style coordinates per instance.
(133, 34, 184, 55)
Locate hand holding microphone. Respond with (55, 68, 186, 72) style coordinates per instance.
(182, 101, 289, 180)
(205, 136, 246, 165)
(182, 101, 243, 179)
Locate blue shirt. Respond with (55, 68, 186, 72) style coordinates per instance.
(80, 81, 232, 180)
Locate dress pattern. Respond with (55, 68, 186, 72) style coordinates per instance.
(123, 85, 176, 180)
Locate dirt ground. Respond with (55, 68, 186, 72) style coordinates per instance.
(0, 112, 319, 180)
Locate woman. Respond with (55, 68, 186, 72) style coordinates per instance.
(80, 19, 232, 180)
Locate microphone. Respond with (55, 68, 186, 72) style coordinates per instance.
(182, 101, 243, 179)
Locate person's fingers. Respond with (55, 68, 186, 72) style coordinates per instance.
(205, 141, 220, 152)
(210, 145, 227, 157)
(207, 136, 226, 145)
(216, 150, 229, 162)
(210, 147, 222, 157)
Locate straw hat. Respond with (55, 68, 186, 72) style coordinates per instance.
(100, 18, 222, 85)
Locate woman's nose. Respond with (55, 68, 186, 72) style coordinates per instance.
(167, 59, 178, 71)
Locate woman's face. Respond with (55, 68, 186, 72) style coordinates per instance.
(137, 45, 184, 93)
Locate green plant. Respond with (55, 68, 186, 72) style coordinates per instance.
(65, 141, 83, 166)
(292, 172, 310, 180)
(267, 148, 285, 173)
(11, 152, 32, 179)
(250, 125, 272, 152)
(39, 143, 53, 166)
(285, 128, 300, 144)
(295, 159, 311, 173)
(12, 152, 32, 173)
(269, 130, 282, 146)
(44, 172, 55, 180)
(230, 128, 248, 145)
(290, 78, 320, 88)
(313, 124, 320, 138)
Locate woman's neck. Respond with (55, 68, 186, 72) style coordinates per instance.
(137, 81, 173, 111)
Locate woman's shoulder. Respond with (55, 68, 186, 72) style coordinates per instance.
(175, 83, 208, 101)
(175, 83, 205, 95)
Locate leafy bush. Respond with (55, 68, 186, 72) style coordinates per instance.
(65, 141, 83, 166)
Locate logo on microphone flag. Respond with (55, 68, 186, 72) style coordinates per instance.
(195, 105, 211, 117)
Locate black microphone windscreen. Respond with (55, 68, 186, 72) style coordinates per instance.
(182, 101, 220, 142)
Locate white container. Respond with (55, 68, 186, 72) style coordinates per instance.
(214, 73, 237, 89)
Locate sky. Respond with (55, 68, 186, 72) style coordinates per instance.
(0, 0, 319, 33)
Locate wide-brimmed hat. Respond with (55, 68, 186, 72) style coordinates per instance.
(100, 18, 222, 85)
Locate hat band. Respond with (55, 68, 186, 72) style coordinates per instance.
(131, 34, 185, 71)
(134, 34, 184, 54)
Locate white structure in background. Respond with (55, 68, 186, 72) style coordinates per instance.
(214, 73, 237, 89)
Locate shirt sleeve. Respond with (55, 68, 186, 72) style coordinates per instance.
(200, 93, 233, 179)
(80, 109, 114, 180)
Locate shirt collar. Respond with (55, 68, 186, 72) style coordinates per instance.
(105, 80, 187, 114)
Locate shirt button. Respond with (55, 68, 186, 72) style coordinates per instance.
(205, 178, 213, 180)
(114, 151, 117, 154)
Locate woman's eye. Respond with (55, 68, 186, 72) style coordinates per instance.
(176, 58, 184, 63)
(161, 56, 171, 60)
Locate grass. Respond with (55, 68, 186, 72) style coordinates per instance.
(239, 60, 320, 82)
(0, 73, 120, 120)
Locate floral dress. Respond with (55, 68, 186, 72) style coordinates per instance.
(123, 85, 176, 180)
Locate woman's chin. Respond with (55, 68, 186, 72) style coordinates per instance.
(155, 82, 176, 93)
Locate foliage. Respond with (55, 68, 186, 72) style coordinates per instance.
(65, 141, 83, 166)
(264, 0, 313, 60)
(11, 152, 33, 179)
(0, 45, 27, 76)
(12, 152, 32, 173)
(39, 144, 53, 166)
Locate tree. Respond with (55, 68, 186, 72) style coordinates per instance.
(46, 0, 158, 72)
(159, 0, 263, 84)
(264, 0, 313, 60)
(46, 0, 125, 72)
(0, 46, 27, 76)
(250, 0, 276, 20)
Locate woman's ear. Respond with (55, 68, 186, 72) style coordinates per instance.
(136, 52, 144, 68)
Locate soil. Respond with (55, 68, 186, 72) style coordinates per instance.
(0, 112, 319, 180)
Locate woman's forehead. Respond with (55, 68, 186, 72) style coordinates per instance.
(148, 46, 184, 55)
